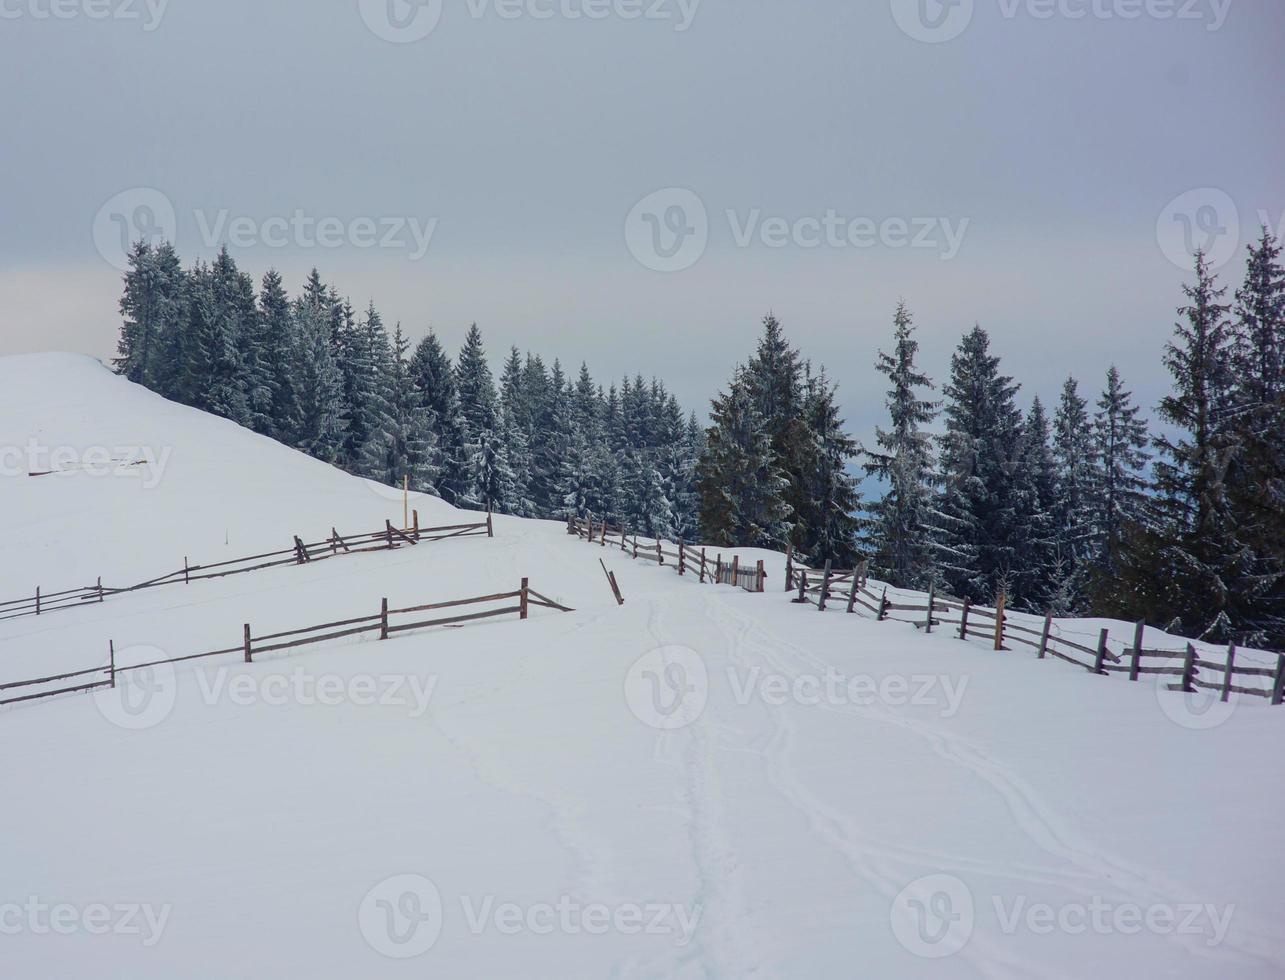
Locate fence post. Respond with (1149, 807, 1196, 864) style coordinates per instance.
(818, 561, 832, 612)
(731, 555, 740, 588)
(993, 591, 1006, 651)
(757, 560, 766, 593)
(601, 518, 608, 547)
(520, 578, 530, 620)
(97, 576, 105, 603)
(1181, 643, 1197, 694)
(243, 624, 252, 663)
(1129, 621, 1144, 681)
(858, 559, 868, 588)
(621, 525, 629, 551)
(385, 522, 394, 550)
(1038, 611, 1053, 660)
(633, 535, 639, 559)
(699, 548, 707, 583)
(1093, 629, 1110, 675)
(380, 599, 389, 640)
(878, 587, 889, 622)
(716, 555, 724, 584)
(958, 597, 970, 640)
(846, 573, 859, 614)
(657, 540, 664, 566)
(35, 586, 40, 616)
(586, 512, 594, 543)
(184, 557, 190, 584)
(678, 540, 685, 575)
(109, 640, 116, 689)
(1272, 656, 1285, 706)
(1221, 643, 1237, 703)
(487, 509, 494, 539)
(925, 583, 936, 634)
(413, 509, 420, 542)
(784, 544, 794, 592)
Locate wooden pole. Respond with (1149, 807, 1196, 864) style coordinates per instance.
(35, 586, 40, 616)
(601, 518, 608, 547)
(846, 573, 859, 614)
(586, 511, 594, 543)
(1093, 629, 1110, 675)
(993, 591, 1006, 651)
(699, 548, 707, 583)
(717, 555, 724, 584)
(413, 509, 420, 542)
(109, 640, 116, 689)
(731, 555, 740, 588)
(97, 576, 104, 603)
(183, 557, 190, 585)
(757, 560, 766, 593)
(520, 578, 530, 620)
(858, 559, 868, 588)
(878, 587, 888, 622)
(621, 525, 628, 551)
(958, 597, 971, 640)
(678, 540, 685, 575)
(1272, 656, 1285, 706)
(797, 570, 807, 603)
(487, 509, 494, 538)
(1038, 611, 1053, 660)
(657, 540, 664, 567)
(380, 599, 390, 640)
(633, 534, 639, 559)
(1221, 643, 1237, 703)
(925, 583, 936, 634)
(818, 561, 832, 612)
(784, 544, 794, 592)
(243, 624, 252, 663)
(1181, 643, 1197, 694)
(1129, 620, 1145, 681)
(385, 521, 394, 549)
(599, 560, 624, 605)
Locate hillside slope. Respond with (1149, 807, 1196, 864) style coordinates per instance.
(2, 355, 1283, 978)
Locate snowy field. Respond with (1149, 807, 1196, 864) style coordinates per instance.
(2, 354, 1283, 978)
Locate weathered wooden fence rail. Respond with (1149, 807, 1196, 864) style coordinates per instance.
(785, 556, 1285, 705)
(0, 511, 494, 626)
(0, 577, 570, 709)
(568, 514, 766, 594)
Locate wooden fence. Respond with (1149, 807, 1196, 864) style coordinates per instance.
(785, 551, 1285, 706)
(0, 510, 494, 626)
(0, 577, 571, 709)
(568, 514, 766, 594)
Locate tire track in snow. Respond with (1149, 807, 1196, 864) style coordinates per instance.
(710, 596, 1285, 973)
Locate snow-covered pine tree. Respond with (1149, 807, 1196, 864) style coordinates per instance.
(697, 371, 792, 549)
(1011, 397, 1060, 610)
(1090, 366, 1150, 575)
(1048, 378, 1096, 607)
(1115, 251, 1248, 636)
(178, 251, 252, 425)
(358, 325, 439, 491)
(932, 325, 1024, 603)
(799, 369, 861, 566)
(408, 331, 471, 505)
(863, 302, 939, 588)
(257, 269, 300, 442)
(115, 240, 185, 391)
(290, 291, 347, 463)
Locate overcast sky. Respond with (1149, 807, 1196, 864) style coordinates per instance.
(2, 0, 1282, 449)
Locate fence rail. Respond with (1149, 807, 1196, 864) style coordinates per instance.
(0, 510, 494, 627)
(784, 554, 1285, 705)
(568, 514, 766, 595)
(0, 577, 570, 710)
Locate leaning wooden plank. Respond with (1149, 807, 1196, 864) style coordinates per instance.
(0, 665, 109, 691)
(387, 607, 524, 633)
(0, 680, 113, 707)
(526, 590, 575, 612)
(123, 646, 246, 672)
(252, 624, 385, 655)
(253, 613, 385, 644)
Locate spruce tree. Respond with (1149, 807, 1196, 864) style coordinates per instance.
(409, 331, 471, 505)
(115, 240, 185, 390)
(863, 302, 939, 587)
(257, 269, 299, 441)
(800, 370, 862, 565)
(1090, 366, 1150, 575)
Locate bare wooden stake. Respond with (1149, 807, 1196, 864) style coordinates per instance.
(35, 586, 40, 616)
(109, 639, 116, 688)
(97, 577, 104, 603)
(1038, 611, 1053, 660)
(993, 591, 1006, 651)
(1181, 643, 1197, 694)
(487, 509, 494, 539)
(1273, 656, 1285, 706)
(183, 557, 190, 584)
(796, 570, 807, 603)
(757, 560, 766, 593)
(699, 548, 707, 583)
(1221, 643, 1237, 703)
(925, 582, 936, 634)
(243, 624, 252, 663)
(1092, 629, 1110, 675)
(380, 598, 389, 640)
(678, 540, 685, 575)
(656, 540, 664, 566)
(846, 572, 859, 614)
(784, 544, 794, 592)
(878, 587, 889, 622)
(958, 597, 971, 640)
(599, 560, 624, 605)
(818, 561, 832, 612)
(520, 578, 530, 620)
(413, 509, 420, 542)
(1129, 620, 1145, 681)
(601, 518, 608, 547)
(731, 555, 739, 588)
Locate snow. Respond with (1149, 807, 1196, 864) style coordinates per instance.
(2, 353, 1283, 978)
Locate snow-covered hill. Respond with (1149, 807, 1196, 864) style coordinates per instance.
(2, 354, 1283, 978)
